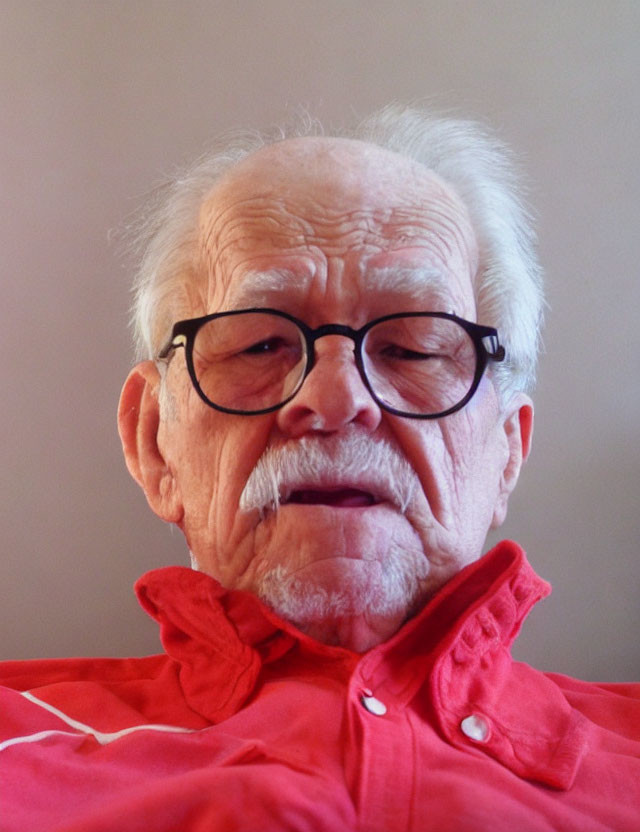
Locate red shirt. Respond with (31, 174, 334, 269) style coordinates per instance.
(1, 541, 639, 831)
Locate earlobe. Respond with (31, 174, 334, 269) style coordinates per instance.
(118, 361, 183, 524)
(491, 394, 534, 528)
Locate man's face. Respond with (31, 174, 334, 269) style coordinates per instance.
(123, 138, 529, 651)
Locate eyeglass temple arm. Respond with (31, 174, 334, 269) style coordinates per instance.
(157, 333, 187, 361)
(482, 333, 505, 362)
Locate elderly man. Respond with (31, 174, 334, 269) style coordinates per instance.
(2, 106, 638, 831)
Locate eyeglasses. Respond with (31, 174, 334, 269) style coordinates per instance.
(158, 308, 505, 419)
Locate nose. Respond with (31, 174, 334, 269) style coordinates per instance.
(275, 336, 382, 438)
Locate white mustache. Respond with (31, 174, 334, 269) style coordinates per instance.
(239, 431, 419, 516)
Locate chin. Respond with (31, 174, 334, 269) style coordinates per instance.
(256, 545, 429, 633)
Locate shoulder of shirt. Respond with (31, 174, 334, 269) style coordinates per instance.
(0, 653, 170, 691)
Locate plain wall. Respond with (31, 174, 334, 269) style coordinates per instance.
(1, 0, 638, 680)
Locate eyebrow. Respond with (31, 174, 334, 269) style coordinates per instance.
(225, 269, 307, 308)
(224, 265, 456, 311)
(363, 266, 451, 304)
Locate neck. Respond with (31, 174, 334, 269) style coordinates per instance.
(295, 609, 411, 652)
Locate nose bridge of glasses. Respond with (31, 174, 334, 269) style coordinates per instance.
(310, 322, 359, 342)
(308, 324, 360, 365)
(295, 325, 380, 423)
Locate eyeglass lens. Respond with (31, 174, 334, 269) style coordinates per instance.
(190, 311, 477, 416)
(191, 312, 306, 412)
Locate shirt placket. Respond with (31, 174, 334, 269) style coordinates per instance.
(345, 654, 425, 832)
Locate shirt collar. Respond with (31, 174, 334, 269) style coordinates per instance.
(136, 540, 590, 789)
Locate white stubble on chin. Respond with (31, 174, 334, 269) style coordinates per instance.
(256, 534, 429, 634)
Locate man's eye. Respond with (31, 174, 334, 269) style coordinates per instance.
(381, 344, 439, 361)
(242, 337, 288, 354)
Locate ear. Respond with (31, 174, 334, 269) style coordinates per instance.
(118, 361, 183, 524)
(491, 393, 534, 528)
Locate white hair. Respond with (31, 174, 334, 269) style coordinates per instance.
(125, 104, 543, 398)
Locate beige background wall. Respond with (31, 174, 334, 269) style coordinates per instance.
(1, 1, 638, 680)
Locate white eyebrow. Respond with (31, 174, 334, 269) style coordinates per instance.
(225, 269, 308, 308)
(224, 266, 456, 311)
(363, 266, 453, 306)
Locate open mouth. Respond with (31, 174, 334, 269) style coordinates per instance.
(285, 487, 378, 508)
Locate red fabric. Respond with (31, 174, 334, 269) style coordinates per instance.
(1, 541, 639, 831)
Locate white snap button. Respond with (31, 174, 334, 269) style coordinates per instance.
(361, 693, 387, 716)
(460, 714, 490, 742)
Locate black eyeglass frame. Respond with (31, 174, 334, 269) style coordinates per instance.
(158, 308, 506, 419)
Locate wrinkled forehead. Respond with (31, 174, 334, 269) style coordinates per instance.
(192, 137, 478, 315)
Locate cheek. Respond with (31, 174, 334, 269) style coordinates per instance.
(213, 424, 269, 502)
(438, 402, 507, 522)
(388, 390, 503, 514)
(172, 407, 275, 525)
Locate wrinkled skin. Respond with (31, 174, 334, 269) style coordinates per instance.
(119, 138, 532, 651)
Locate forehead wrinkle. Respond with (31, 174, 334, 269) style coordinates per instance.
(203, 204, 471, 274)
(201, 196, 315, 256)
(396, 205, 472, 263)
(203, 176, 467, 238)
(197, 171, 477, 312)
(198, 199, 309, 293)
